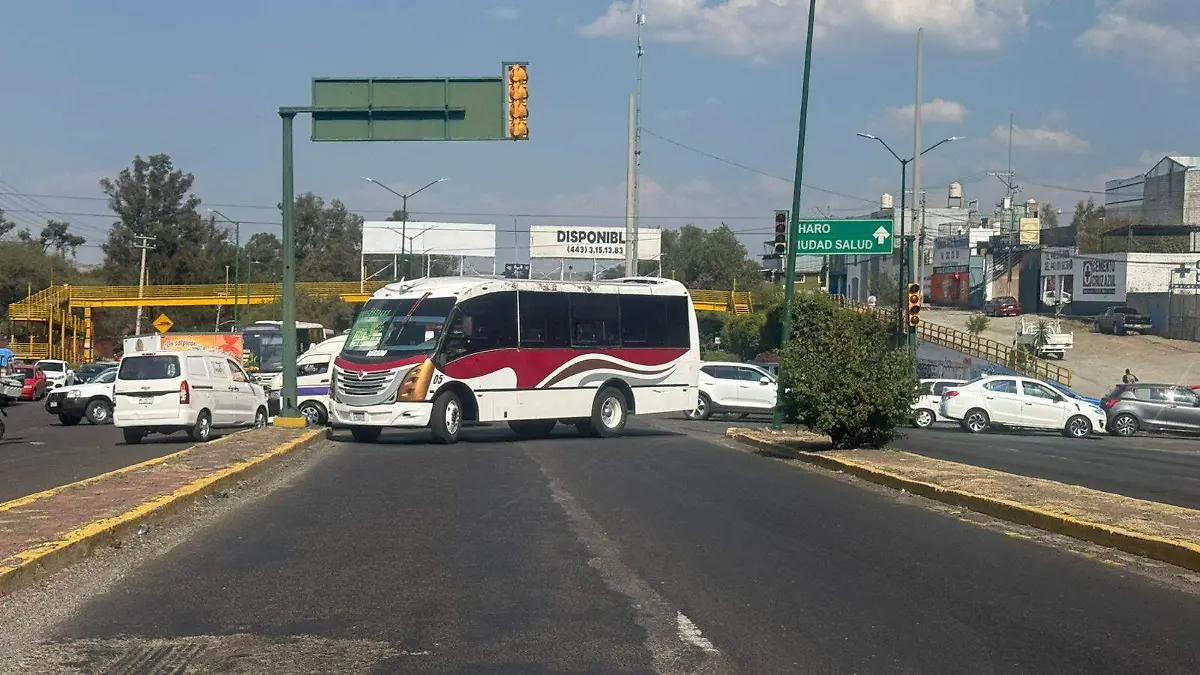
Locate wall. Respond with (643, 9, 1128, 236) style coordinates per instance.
(1186, 172, 1200, 225)
(1142, 167, 1187, 225)
(916, 340, 1015, 380)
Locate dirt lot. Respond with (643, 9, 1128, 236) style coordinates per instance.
(923, 306, 1200, 397)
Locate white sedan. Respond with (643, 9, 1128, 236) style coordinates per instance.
(911, 378, 967, 428)
(939, 375, 1106, 439)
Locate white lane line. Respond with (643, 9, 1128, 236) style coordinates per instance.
(676, 612, 720, 655)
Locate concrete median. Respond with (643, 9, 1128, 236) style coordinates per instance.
(0, 426, 324, 597)
(728, 427, 1200, 574)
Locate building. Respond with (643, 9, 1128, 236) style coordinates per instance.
(1106, 155, 1200, 225)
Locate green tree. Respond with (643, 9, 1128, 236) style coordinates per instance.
(965, 315, 990, 336)
(1040, 202, 1059, 228)
(0, 240, 78, 337)
(242, 232, 283, 273)
(778, 291, 916, 448)
(660, 224, 761, 290)
(0, 209, 16, 239)
(724, 312, 767, 361)
(291, 193, 363, 281)
(39, 220, 87, 257)
(868, 268, 898, 301)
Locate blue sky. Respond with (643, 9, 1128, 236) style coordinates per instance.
(1, 0, 1197, 265)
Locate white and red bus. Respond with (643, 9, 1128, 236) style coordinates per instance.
(330, 276, 700, 443)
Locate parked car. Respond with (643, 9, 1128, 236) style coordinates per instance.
(983, 296, 1022, 317)
(33, 359, 75, 389)
(267, 334, 345, 424)
(1101, 383, 1200, 437)
(686, 361, 777, 420)
(1094, 306, 1152, 335)
(47, 367, 117, 425)
(939, 375, 1106, 438)
(114, 350, 268, 445)
(74, 361, 119, 384)
(911, 378, 967, 428)
(12, 365, 48, 400)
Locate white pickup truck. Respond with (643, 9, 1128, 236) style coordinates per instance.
(1015, 317, 1073, 360)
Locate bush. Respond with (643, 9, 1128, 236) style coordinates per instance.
(723, 312, 767, 361)
(965, 315, 990, 336)
(701, 350, 739, 362)
(778, 292, 917, 448)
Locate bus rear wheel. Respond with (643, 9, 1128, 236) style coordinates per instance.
(509, 419, 556, 440)
(586, 387, 628, 439)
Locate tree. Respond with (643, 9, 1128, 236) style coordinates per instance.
(778, 291, 916, 448)
(965, 315, 990, 336)
(39, 220, 86, 256)
(660, 224, 761, 291)
(242, 232, 283, 275)
(99, 154, 233, 286)
(0, 209, 15, 239)
(868, 268, 898, 302)
(1040, 202, 1059, 228)
(724, 312, 767, 361)
(291, 193, 363, 281)
(0, 239, 78, 337)
(386, 208, 408, 222)
(240, 290, 359, 333)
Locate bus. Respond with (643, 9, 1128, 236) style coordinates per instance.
(330, 276, 700, 444)
(242, 320, 330, 383)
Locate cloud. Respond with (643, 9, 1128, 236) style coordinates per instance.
(579, 0, 1033, 61)
(990, 124, 1090, 154)
(704, 95, 721, 107)
(1137, 150, 1182, 165)
(1077, 0, 1200, 73)
(885, 98, 967, 125)
(489, 5, 521, 21)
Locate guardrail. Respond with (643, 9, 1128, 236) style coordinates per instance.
(836, 297, 1073, 387)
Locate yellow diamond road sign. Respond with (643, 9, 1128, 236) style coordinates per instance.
(152, 313, 174, 333)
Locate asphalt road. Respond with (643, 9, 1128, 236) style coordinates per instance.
(893, 423, 1200, 510)
(13, 417, 1200, 673)
(0, 398, 196, 503)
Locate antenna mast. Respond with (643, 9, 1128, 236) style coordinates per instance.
(632, 0, 645, 269)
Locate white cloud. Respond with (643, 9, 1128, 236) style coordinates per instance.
(579, 0, 1033, 61)
(990, 125, 1090, 154)
(704, 95, 721, 107)
(1077, 0, 1200, 72)
(885, 98, 968, 125)
(489, 5, 521, 21)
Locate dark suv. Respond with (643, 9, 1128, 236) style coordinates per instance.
(1101, 383, 1200, 436)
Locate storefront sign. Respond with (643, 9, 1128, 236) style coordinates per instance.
(1082, 259, 1119, 296)
(1041, 247, 1075, 273)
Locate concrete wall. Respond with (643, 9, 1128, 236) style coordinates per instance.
(916, 340, 1015, 381)
(1142, 169, 1187, 225)
(1185, 172, 1200, 225)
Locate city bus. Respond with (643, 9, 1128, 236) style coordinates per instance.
(242, 320, 330, 383)
(330, 276, 700, 444)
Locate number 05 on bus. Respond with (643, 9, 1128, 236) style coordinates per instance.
(330, 277, 701, 444)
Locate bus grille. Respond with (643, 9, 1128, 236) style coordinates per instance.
(335, 366, 396, 398)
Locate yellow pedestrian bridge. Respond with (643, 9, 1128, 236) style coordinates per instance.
(7, 282, 753, 361)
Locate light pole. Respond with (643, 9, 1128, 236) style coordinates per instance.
(856, 133, 961, 336)
(208, 208, 241, 323)
(361, 177, 445, 278)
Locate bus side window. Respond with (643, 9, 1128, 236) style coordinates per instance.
(619, 295, 667, 347)
(519, 292, 569, 348)
(569, 293, 620, 348)
(444, 292, 517, 360)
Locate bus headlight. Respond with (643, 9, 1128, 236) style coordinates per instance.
(396, 360, 434, 402)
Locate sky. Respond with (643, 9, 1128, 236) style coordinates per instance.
(1, 0, 1197, 267)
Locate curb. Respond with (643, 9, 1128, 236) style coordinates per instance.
(728, 430, 1200, 574)
(0, 427, 324, 596)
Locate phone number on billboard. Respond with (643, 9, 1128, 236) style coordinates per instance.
(566, 245, 624, 255)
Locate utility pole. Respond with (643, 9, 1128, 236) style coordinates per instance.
(909, 27, 923, 350)
(988, 117, 1020, 297)
(770, 0, 818, 431)
(631, 0, 645, 270)
(624, 93, 637, 276)
(133, 235, 156, 335)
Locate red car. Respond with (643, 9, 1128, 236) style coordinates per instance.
(983, 296, 1023, 317)
(12, 365, 48, 400)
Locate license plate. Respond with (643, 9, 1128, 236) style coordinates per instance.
(352, 412, 366, 422)
(138, 396, 154, 405)
(48, 401, 58, 409)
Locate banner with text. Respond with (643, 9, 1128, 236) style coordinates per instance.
(529, 226, 662, 260)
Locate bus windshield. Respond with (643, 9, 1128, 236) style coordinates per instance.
(344, 297, 456, 359)
(242, 330, 284, 373)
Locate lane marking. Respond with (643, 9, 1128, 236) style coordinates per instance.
(676, 612, 720, 655)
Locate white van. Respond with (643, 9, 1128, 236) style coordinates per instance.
(114, 350, 269, 445)
(268, 334, 345, 425)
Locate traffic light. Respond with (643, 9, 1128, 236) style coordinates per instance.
(907, 282, 922, 328)
(773, 210, 789, 256)
(507, 63, 529, 140)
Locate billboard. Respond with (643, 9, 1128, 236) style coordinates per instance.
(123, 333, 245, 363)
(1081, 258, 1126, 301)
(529, 225, 662, 260)
(362, 221, 496, 257)
(1019, 217, 1040, 245)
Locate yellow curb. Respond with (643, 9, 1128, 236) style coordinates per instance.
(0, 427, 258, 514)
(0, 428, 323, 596)
(272, 416, 308, 429)
(727, 429, 1200, 574)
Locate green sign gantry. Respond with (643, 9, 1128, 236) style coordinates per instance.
(793, 219, 893, 255)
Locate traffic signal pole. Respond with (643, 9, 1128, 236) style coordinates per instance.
(771, 0, 817, 431)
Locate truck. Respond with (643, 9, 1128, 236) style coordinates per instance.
(1094, 306, 1153, 335)
(1015, 317, 1073, 360)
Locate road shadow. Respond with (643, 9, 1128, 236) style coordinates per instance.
(908, 424, 1106, 442)
(328, 423, 682, 447)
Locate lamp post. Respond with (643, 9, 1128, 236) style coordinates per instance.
(856, 133, 962, 336)
(361, 177, 445, 278)
(208, 208, 241, 323)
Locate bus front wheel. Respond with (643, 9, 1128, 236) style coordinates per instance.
(430, 390, 463, 445)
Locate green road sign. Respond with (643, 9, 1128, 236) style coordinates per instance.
(794, 219, 893, 255)
(310, 77, 505, 142)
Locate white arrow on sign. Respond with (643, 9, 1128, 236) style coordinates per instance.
(872, 226, 891, 244)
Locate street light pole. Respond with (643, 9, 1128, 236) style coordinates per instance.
(208, 208, 241, 324)
(857, 134, 962, 337)
(361, 177, 445, 279)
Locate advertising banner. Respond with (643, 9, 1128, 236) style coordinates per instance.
(1019, 217, 1040, 245)
(1081, 258, 1126, 301)
(160, 333, 245, 362)
(362, 221, 496, 257)
(529, 226, 662, 260)
(1041, 247, 1075, 273)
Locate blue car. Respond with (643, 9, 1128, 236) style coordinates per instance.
(1047, 382, 1102, 409)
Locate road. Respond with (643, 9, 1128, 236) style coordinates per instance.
(8, 417, 1200, 673)
(0, 398, 197, 503)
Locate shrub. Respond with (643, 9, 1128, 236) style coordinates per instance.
(778, 292, 917, 448)
(701, 350, 739, 362)
(723, 312, 767, 361)
(965, 315, 990, 336)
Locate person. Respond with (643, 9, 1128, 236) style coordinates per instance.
(1122, 368, 1138, 384)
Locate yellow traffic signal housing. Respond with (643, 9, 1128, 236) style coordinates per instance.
(907, 282, 922, 328)
(507, 63, 529, 140)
